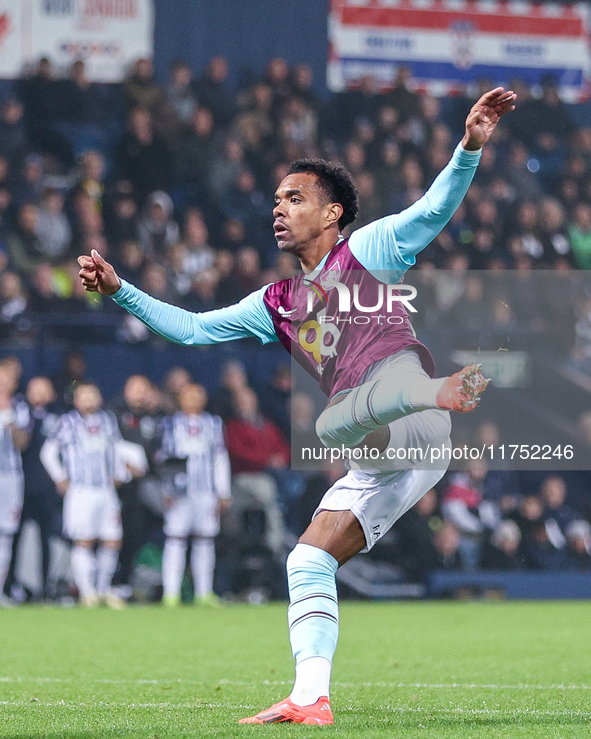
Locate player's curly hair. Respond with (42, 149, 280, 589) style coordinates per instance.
(287, 159, 359, 231)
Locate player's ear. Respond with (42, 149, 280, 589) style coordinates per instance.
(325, 202, 343, 229)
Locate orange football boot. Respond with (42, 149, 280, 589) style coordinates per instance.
(436, 364, 490, 412)
(238, 695, 333, 725)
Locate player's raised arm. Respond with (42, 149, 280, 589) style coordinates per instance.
(77, 249, 277, 346)
(348, 88, 516, 274)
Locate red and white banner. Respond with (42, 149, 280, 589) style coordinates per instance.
(0, 0, 153, 82)
(328, 0, 591, 101)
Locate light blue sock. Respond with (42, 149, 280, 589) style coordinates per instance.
(287, 543, 339, 664)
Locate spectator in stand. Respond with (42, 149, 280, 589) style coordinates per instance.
(395, 488, 442, 582)
(176, 208, 215, 275)
(528, 75, 576, 146)
(115, 108, 173, 202)
(264, 57, 292, 112)
(9, 377, 61, 600)
(225, 387, 289, 557)
(261, 364, 291, 440)
(214, 249, 243, 306)
(210, 138, 246, 202)
(175, 107, 216, 208)
(36, 189, 71, 264)
(539, 197, 573, 266)
(225, 387, 289, 473)
(522, 519, 569, 570)
(124, 58, 164, 114)
(141, 263, 177, 307)
(541, 475, 575, 544)
(28, 264, 66, 313)
(194, 57, 235, 129)
(433, 521, 463, 571)
(13, 154, 46, 210)
(564, 520, 591, 570)
(74, 151, 105, 217)
(70, 190, 104, 248)
(52, 350, 88, 410)
(17, 58, 55, 128)
(209, 359, 249, 421)
(278, 96, 319, 157)
(507, 201, 545, 264)
(219, 169, 271, 254)
(17, 58, 72, 164)
(138, 191, 179, 256)
(234, 247, 264, 298)
(441, 461, 499, 571)
(290, 64, 321, 115)
(0, 98, 29, 168)
(162, 366, 192, 414)
(182, 268, 220, 313)
(480, 520, 524, 570)
(56, 61, 105, 124)
(105, 194, 139, 247)
(385, 66, 421, 123)
(289, 392, 319, 463)
(503, 142, 543, 202)
(165, 61, 198, 127)
(568, 203, 591, 269)
(0, 272, 27, 326)
(7, 204, 45, 278)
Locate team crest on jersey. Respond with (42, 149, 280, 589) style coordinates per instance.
(319, 260, 341, 289)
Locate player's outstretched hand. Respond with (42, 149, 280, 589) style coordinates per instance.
(77, 249, 121, 296)
(462, 87, 516, 151)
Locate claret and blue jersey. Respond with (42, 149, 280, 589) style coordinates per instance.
(113, 144, 481, 397)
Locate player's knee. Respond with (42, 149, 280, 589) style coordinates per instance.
(315, 408, 338, 448)
(102, 540, 121, 550)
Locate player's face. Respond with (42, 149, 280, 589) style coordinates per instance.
(0, 368, 15, 398)
(179, 385, 207, 415)
(27, 377, 55, 407)
(73, 386, 102, 415)
(273, 173, 333, 255)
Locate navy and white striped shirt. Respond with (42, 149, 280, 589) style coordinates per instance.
(51, 410, 121, 488)
(0, 400, 30, 475)
(158, 412, 230, 499)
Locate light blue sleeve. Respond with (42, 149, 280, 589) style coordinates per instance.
(111, 280, 278, 346)
(349, 142, 481, 278)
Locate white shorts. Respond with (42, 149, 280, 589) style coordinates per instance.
(314, 464, 446, 552)
(314, 350, 452, 550)
(163, 495, 219, 539)
(63, 485, 122, 542)
(0, 472, 24, 535)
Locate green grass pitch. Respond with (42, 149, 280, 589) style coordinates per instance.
(1, 601, 590, 738)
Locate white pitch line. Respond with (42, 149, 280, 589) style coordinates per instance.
(0, 701, 590, 718)
(2, 677, 591, 691)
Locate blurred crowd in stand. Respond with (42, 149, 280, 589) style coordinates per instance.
(1, 56, 591, 602)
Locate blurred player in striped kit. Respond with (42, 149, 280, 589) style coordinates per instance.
(0, 362, 30, 606)
(41, 383, 125, 608)
(158, 383, 231, 607)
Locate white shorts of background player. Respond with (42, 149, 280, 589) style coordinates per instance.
(0, 472, 24, 536)
(63, 486, 122, 541)
(164, 494, 220, 539)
